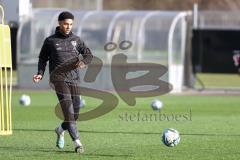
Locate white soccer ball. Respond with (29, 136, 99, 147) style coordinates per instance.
(151, 99, 163, 110)
(162, 128, 180, 147)
(19, 94, 31, 106)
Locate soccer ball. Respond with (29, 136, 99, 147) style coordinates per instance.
(162, 128, 180, 147)
(19, 94, 31, 106)
(151, 99, 163, 110)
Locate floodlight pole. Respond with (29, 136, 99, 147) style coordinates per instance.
(193, 3, 199, 29)
(97, 0, 103, 11)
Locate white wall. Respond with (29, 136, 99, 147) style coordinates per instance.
(0, 0, 32, 24)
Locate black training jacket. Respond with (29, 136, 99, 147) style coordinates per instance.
(37, 27, 93, 83)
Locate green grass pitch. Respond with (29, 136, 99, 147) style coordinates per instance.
(0, 90, 240, 160)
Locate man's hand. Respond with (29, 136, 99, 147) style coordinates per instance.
(233, 54, 240, 66)
(76, 61, 86, 69)
(33, 74, 42, 83)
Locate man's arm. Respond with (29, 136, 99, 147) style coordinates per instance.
(77, 39, 93, 65)
(33, 39, 50, 83)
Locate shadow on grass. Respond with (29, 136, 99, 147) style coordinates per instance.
(13, 128, 240, 137)
(84, 153, 132, 158)
(0, 146, 73, 154)
(0, 146, 132, 158)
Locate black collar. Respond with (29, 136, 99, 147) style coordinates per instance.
(55, 26, 72, 38)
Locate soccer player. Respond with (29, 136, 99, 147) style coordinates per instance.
(33, 11, 93, 153)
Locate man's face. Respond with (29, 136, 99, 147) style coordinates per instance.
(58, 19, 73, 35)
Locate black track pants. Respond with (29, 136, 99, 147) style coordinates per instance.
(54, 82, 80, 141)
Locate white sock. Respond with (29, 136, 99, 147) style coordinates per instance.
(58, 126, 65, 135)
(74, 139, 82, 147)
